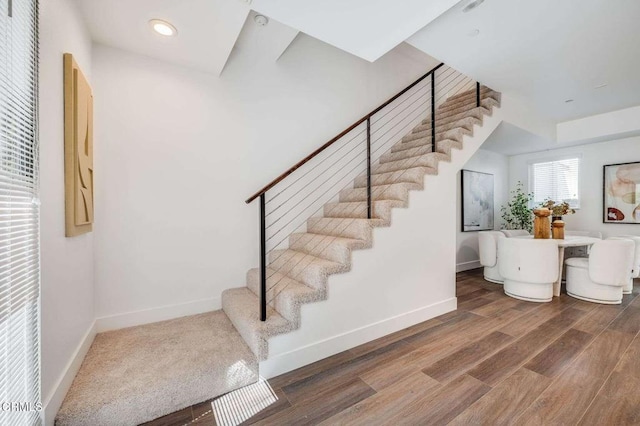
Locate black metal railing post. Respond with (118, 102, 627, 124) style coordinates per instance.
(431, 72, 436, 153)
(259, 194, 267, 321)
(476, 82, 481, 107)
(366, 117, 372, 219)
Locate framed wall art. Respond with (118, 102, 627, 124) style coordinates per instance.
(603, 161, 640, 224)
(461, 169, 494, 232)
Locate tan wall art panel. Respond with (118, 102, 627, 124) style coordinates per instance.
(64, 53, 94, 237)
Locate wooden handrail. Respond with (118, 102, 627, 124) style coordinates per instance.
(245, 62, 445, 204)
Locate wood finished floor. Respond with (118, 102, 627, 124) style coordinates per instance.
(144, 268, 640, 426)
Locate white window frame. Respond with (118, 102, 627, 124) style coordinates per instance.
(528, 154, 582, 210)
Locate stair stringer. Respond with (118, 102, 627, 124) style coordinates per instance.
(259, 106, 506, 379)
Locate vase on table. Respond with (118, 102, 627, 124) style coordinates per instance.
(533, 208, 552, 239)
(552, 219, 565, 239)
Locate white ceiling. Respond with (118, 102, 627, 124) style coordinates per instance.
(250, 0, 460, 62)
(75, 0, 250, 75)
(408, 0, 640, 122)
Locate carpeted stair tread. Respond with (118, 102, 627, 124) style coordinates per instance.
(339, 182, 422, 203)
(372, 151, 449, 175)
(246, 267, 323, 324)
(443, 87, 498, 106)
(324, 199, 407, 222)
(401, 126, 471, 144)
(222, 287, 295, 361)
(307, 217, 384, 240)
(55, 311, 259, 426)
(353, 166, 435, 187)
(288, 232, 370, 264)
(405, 116, 482, 143)
(438, 95, 499, 115)
(267, 249, 350, 287)
(391, 136, 461, 156)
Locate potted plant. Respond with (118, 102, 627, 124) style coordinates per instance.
(501, 182, 534, 233)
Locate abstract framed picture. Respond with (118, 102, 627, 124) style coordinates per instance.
(603, 161, 640, 224)
(461, 170, 494, 232)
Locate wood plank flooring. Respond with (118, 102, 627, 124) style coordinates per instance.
(143, 269, 640, 426)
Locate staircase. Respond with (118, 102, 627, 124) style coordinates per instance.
(223, 71, 501, 363)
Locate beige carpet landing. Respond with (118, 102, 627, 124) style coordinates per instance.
(56, 311, 259, 426)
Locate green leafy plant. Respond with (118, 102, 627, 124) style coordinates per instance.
(501, 182, 534, 232)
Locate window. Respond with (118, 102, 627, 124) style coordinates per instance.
(530, 157, 580, 209)
(0, 0, 41, 425)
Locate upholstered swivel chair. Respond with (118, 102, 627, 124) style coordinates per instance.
(498, 238, 559, 302)
(565, 239, 634, 304)
(478, 231, 506, 284)
(607, 236, 640, 294)
(500, 229, 531, 238)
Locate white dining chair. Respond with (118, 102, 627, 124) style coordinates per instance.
(500, 229, 531, 238)
(478, 231, 506, 284)
(565, 239, 635, 304)
(607, 236, 640, 294)
(498, 238, 559, 302)
(565, 230, 603, 238)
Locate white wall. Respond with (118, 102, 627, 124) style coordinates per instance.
(91, 31, 438, 327)
(509, 135, 640, 238)
(39, 0, 94, 423)
(456, 149, 509, 272)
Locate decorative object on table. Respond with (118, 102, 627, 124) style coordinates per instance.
(501, 181, 534, 233)
(552, 219, 565, 240)
(533, 208, 552, 239)
(64, 53, 94, 237)
(603, 161, 640, 224)
(461, 170, 494, 232)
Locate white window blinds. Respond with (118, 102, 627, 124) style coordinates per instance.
(531, 157, 580, 208)
(0, 0, 41, 424)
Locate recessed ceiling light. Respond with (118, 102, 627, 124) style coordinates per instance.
(467, 29, 480, 37)
(462, 0, 485, 13)
(149, 19, 177, 37)
(594, 83, 608, 89)
(565, 99, 574, 103)
(254, 15, 269, 26)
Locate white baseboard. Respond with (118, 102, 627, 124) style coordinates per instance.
(259, 297, 457, 379)
(457, 260, 481, 272)
(95, 297, 220, 332)
(42, 322, 96, 426)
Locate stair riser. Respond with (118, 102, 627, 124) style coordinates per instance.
(442, 88, 497, 107)
(371, 153, 446, 174)
(289, 233, 362, 264)
(339, 184, 418, 203)
(392, 133, 465, 155)
(401, 127, 470, 144)
(428, 106, 490, 128)
(438, 95, 499, 116)
(307, 218, 374, 240)
(410, 116, 481, 138)
(323, 201, 400, 222)
(353, 168, 428, 188)
(381, 144, 434, 163)
(268, 251, 349, 288)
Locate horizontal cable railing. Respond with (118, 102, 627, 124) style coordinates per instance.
(247, 63, 488, 321)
